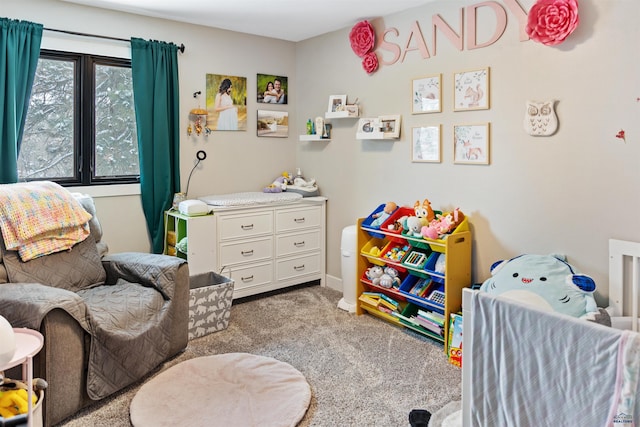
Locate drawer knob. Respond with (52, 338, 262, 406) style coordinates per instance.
(241, 224, 254, 230)
(241, 275, 254, 282)
(294, 241, 305, 247)
(294, 264, 305, 271)
(294, 217, 305, 223)
(241, 250, 254, 256)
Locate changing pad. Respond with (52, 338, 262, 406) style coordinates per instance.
(199, 191, 302, 207)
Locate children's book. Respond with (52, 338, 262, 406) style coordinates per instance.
(448, 313, 463, 367)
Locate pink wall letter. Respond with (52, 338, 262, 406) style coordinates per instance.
(501, 0, 529, 41)
(466, 2, 507, 50)
(378, 27, 402, 65)
(432, 10, 463, 55)
(402, 21, 431, 62)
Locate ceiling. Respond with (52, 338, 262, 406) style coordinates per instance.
(61, 0, 435, 42)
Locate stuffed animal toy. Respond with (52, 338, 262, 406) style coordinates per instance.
(404, 216, 423, 237)
(479, 253, 599, 319)
(379, 267, 401, 289)
(421, 208, 465, 240)
(414, 199, 435, 225)
(263, 172, 291, 193)
(365, 265, 384, 285)
(0, 377, 47, 419)
(370, 202, 397, 228)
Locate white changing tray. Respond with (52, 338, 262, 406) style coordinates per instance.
(198, 191, 302, 207)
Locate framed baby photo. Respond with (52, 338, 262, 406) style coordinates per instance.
(453, 67, 490, 111)
(412, 74, 442, 114)
(328, 95, 347, 113)
(454, 123, 490, 165)
(356, 117, 382, 138)
(256, 74, 288, 104)
(412, 125, 441, 163)
(257, 110, 289, 138)
(379, 115, 401, 139)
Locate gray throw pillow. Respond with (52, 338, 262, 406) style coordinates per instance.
(2, 234, 106, 292)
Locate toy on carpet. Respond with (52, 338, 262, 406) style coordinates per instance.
(0, 376, 47, 419)
(370, 202, 397, 228)
(479, 253, 600, 319)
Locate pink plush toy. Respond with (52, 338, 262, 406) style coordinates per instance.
(421, 208, 465, 240)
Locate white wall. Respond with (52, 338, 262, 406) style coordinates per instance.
(6, 0, 298, 254)
(296, 0, 640, 305)
(6, 0, 639, 305)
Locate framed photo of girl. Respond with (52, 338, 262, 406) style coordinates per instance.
(257, 74, 288, 104)
(206, 74, 247, 131)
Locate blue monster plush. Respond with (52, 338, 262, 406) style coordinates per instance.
(479, 254, 599, 318)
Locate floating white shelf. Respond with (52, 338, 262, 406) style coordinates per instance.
(299, 134, 330, 141)
(356, 132, 397, 140)
(325, 111, 359, 119)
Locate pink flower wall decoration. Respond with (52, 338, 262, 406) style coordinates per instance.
(362, 52, 379, 74)
(349, 20, 375, 57)
(526, 0, 579, 46)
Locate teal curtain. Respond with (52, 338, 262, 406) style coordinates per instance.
(130, 38, 181, 254)
(0, 18, 42, 184)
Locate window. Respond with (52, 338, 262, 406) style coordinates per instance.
(18, 50, 139, 186)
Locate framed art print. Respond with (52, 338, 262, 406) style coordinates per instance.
(257, 74, 288, 104)
(454, 123, 490, 165)
(380, 115, 401, 138)
(257, 110, 288, 137)
(412, 126, 441, 163)
(453, 67, 490, 111)
(206, 73, 247, 131)
(328, 95, 347, 113)
(412, 74, 442, 114)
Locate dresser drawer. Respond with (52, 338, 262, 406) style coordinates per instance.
(219, 236, 273, 267)
(276, 206, 321, 233)
(228, 262, 273, 292)
(276, 253, 321, 281)
(218, 211, 273, 241)
(276, 230, 320, 258)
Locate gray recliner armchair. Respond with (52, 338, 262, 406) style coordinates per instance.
(0, 189, 189, 426)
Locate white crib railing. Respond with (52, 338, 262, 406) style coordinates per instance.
(608, 239, 640, 331)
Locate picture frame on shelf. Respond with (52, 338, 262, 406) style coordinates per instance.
(380, 115, 401, 138)
(453, 67, 490, 111)
(412, 74, 442, 114)
(257, 110, 289, 138)
(453, 123, 490, 165)
(357, 117, 382, 138)
(328, 95, 347, 113)
(345, 104, 359, 117)
(412, 125, 441, 163)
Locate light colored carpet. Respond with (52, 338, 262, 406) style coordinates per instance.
(57, 285, 461, 426)
(129, 353, 311, 427)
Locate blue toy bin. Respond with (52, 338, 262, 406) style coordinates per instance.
(423, 252, 445, 284)
(362, 203, 398, 238)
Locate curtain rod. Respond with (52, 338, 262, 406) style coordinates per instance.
(44, 27, 185, 53)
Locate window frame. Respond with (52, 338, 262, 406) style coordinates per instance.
(23, 49, 140, 187)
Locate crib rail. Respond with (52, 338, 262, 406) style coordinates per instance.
(609, 239, 640, 331)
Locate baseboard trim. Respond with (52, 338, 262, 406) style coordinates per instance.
(325, 274, 342, 293)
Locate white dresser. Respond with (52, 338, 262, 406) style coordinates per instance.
(164, 197, 326, 299)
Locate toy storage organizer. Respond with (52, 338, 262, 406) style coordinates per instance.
(355, 207, 472, 352)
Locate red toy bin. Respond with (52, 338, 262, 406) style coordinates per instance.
(360, 269, 407, 301)
(379, 241, 410, 272)
(380, 206, 414, 243)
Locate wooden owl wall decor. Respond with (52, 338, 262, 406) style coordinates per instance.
(524, 100, 558, 136)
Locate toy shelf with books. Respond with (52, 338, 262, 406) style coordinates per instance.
(355, 208, 472, 352)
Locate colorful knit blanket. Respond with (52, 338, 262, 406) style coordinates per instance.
(0, 181, 92, 261)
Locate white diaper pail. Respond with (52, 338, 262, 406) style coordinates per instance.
(0, 315, 16, 365)
(338, 225, 358, 313)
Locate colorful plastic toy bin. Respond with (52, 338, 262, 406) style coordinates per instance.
(421, 214, 469, 253)
(360, 236, 387, 266)
(361, 203, 398, 238)
(423, 252, 445, 284)
(398, 275, 445, 315)
(401, 247, 431, 270)
(380, 206, 415, 242)
(360, 269, 407, 300)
